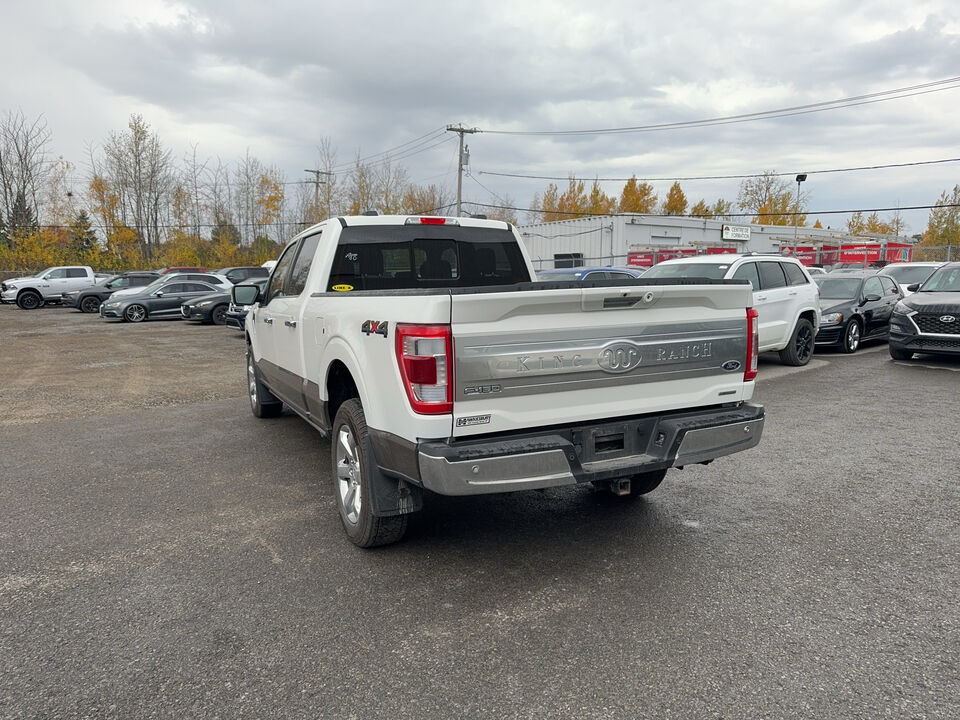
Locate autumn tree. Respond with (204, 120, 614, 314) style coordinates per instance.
(617, 176, 657, 213)
(921, 185, 960, 247)
(661, 182, 688, 216)
(531, 183, 561, 222)
(402, 184, 451, 215)
(557, 175, 588, 217)
(689, 199, 711, 217)
(737, 171, 804, 226)
(346, 154, 377, 215)
(847, 211, 897, 237)
(0, 110, 51, 230)
(586, 179, 616, 215)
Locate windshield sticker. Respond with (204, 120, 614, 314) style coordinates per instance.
(332, 284, 354, 292)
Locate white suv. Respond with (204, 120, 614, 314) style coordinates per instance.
(643, 254, 820, 366)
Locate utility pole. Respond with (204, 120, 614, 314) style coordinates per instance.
(446, 124, 478, 217)
(304, 169, 333, 221)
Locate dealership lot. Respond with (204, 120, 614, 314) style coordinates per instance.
(1, 305, 957, 718)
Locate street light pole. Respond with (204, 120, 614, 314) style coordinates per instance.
(794, 173, 807, 256)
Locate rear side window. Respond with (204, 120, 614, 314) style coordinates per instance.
(781, 262, 809, 286)
(66, 268, 88, 278)
(327, 225, 529, 291)
(757, 262, 787, 290)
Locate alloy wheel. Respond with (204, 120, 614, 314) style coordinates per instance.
(335, 425, 362, 525)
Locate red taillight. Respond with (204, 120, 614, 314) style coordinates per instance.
(395, 324, 453, 414)
(744, 308, 759, 382)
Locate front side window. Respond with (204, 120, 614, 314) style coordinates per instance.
(284, 231, 323, 295)
(265, 240, 300, 302)
(160, 283, 188, 294)
(45, 268, 68, 279)
(863, 277, 884, 298)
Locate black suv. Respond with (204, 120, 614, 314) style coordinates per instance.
(61, 271, 160, 313)
(215, 266, 271, 284)
(888, 262, 960, 360)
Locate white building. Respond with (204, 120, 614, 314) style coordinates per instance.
(518, 214, 905, 269)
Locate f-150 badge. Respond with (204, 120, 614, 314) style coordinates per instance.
(361, 320, 389, 337)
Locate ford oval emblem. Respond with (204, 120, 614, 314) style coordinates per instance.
(721, 360, 742, 372)
(940, 315, 956, 323)
(598, 342, 643, 373)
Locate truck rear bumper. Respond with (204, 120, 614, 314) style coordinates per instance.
(413, 403, 764, 496)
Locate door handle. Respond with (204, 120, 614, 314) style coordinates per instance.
(756, 295, 767, 301)
(788, 291, 798, 296)
(263, 316, 274, 325)
(284, 320, 297, 328)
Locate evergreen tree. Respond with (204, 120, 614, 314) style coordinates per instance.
(8, 189, 38, 235)
(70, 210, 98, 253)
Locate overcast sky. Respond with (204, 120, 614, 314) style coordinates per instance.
(4, 0, 960, 234)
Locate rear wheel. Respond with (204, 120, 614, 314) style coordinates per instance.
(247, 347, 282, 418)
(17, 291, 42, 310)
(778, 318, 814, 366)
(840, 319, 861, 354)
(80, 296, 101, 313)
(889, 346, 913, 361)
(332, 398, 408, 548)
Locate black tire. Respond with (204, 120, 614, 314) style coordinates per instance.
(17, 291, 42, 310)
(123, 304, 147, 323)
(80, 296, 101, 313)
(889, 346, 913, 361)
(247, 347, 282, 418)
(629, 468, 668, 496)
(332, 398, 408, 548)
(210, 304, 228, 325)
(840, 319, 861, 354)
(778, 318, 815, 366)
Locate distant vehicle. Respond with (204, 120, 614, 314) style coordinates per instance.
(213, 266, 271, 284)
(1, 266, 100, 309)
(805, 266, 827, 276)
(99, 280, 225, 322)
(109, 272, 231, 300)
(62, 271, 160, 313)
(158, 266, 204, 275)
(261, 260, 278, 271)
(813, 271, 902, 353)
(181, 290, 232, 325)
(878, 262, 944, 295)
(643, 254, 820, 366)
(535, 266, 647, 281)
(889, 262, 960, 361)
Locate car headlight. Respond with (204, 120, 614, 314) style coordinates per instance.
(893, 301, 915, 315)
(820, 312, 843, 325)
(103, 302, 119, 308)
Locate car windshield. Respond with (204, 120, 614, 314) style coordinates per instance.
(880, 265, 939, 285)
(814, 276, 862, 299)
(95, 275, 116, 286)
(918, 266, 960, 292)
(642, 262, 730, 279)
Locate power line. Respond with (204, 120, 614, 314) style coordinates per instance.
(478, 76, 960, 136)
(477, 156, 960, 183)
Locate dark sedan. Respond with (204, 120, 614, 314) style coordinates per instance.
(181, 291, 231, 325)
(61, 271, 159, 313)
(99, 281, 224, 322)
(889, 262, 960, 360)
(814, 271, 902, 353)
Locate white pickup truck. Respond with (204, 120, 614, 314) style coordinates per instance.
(1, 265, 101, 309)
(234, 215, 765, 547)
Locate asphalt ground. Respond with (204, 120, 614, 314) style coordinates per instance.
(1, 304, 958, 719)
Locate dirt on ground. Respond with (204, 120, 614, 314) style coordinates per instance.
(0, 302, 246, 426)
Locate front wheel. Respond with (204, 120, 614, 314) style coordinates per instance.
(123, 304, 147, 323)
(17, 291, 42, 310)
(840, 319, 861, 354)
(210, 304, 228, 325)
(332, 398, 408, 548)
(247, 347, 282, 418)
(778, 318, 814, 366)
(80, 296, 102, 313)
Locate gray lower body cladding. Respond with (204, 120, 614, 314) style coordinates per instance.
(371, 403, 764, 496)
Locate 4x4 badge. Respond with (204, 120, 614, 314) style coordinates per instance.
(361, 320, 389, 337)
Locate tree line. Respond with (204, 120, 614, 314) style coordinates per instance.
(1, 109, 957, 272)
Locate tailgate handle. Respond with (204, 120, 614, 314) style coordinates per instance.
(582, 289, 658, 311)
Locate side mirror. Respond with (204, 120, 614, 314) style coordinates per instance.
(232, 284, 261, 306)
(906, 283, 920, 292)
(155, 291, 164, 297)
(863, 293, 882, 303)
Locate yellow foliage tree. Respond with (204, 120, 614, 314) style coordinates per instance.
(532, 183, 562, 222)
(557, 176, 588, 218)
(661, 182, 688, 216)
(617, 176, 657, 213)
(689, 199, 712, 218)
(921, 186, 960, 247)
(586, 180, 616, 215)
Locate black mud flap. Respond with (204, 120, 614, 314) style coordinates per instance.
(364, 436, 423, 517)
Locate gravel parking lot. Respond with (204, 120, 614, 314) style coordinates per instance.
(1, 304, 958, 719)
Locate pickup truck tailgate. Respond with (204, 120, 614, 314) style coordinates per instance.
(451, 282, 753, 437)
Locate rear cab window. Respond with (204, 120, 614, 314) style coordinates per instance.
(327, 225, 530, 291)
